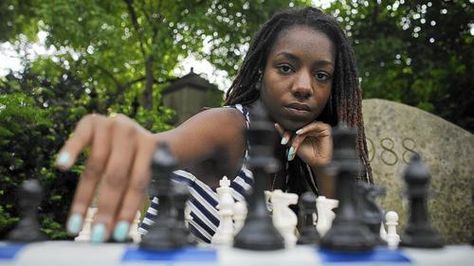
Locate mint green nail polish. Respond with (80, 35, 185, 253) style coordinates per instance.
(67, 213, 83, 235)
(113, 221, 130, 242)
(287, 147, 295, 161)
(91, 223, 106, 243)
(56, 152, 70, 167)
(280, 136, 288, 145)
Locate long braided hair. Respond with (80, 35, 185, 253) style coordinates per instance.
(225, 7, 373, 195)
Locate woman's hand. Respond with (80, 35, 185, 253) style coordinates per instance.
(275, 121, 332, 168)
(55, 113, 157, 243)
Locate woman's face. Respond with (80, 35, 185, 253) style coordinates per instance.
(261, 25, 336, 131)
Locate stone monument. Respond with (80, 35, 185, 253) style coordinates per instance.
(362, 99, 473, 244)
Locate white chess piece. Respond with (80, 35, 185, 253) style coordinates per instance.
(211, 176, 235, 246)
(75, 207, 97, 241)
(233, 201, 247, 235)
(270, 190, 298, 248)
(385, 211, 400, 249)
(380, 221, 387, 241)
(129, 211, 141, 243)
(316, 196, 339, 236)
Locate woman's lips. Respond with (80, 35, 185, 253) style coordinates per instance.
(283, 105, 312, 119)
(286, 102, 311, 111)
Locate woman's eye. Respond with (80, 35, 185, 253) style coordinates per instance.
(315, 72, 331, 81)
(278, 65, 293, 74)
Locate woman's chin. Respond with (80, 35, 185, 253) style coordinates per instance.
(277, 119, 310, 132)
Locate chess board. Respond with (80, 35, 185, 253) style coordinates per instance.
(1, 241, 472, 266)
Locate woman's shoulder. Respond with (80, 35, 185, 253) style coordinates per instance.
(176, 106, 247, 137)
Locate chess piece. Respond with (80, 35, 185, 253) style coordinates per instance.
(75, 207, 97, 241)
(385, 211, 400, 249)
(129, 211, 142, 243)
(8, 179, 47, 242)
(380, 221, 387, 242)
(140, 142, 183, 250)
(233, 101, 285, 250)
(271, 190, 298, 248)
(172, 181, 196, 246)
(212, 176, 235, 246)
(233, 201, 247, 235)
(316, 196, 338, 236)
(400, 154, 444, 248)
(320, 125, 376, 251)
(355, 182, 387, 245)
(297, 191, 320, 245)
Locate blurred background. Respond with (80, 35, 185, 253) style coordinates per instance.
(0, 0, 472, 239)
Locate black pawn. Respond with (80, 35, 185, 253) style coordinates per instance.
(233, 101, 284, 250)
(355, 182, 386, 246)
(8, 179, 47, 242)
(320, 125, 376, 251)
(297, 192, 320, 245)
(140, 142, 183, 250)
(400, 154, 444, 248)
(172, 182, 196, 246)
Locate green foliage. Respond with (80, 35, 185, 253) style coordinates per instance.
(325, 0, 473, 131)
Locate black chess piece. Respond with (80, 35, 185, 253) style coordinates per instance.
(140, 142, 184, 250)
(233, 101, 285, 250)
(297, 192, 320, 245)
(8, 179, 47, 242)
(471, 190, 474, 246)
(172, 181, 197, 246)
(355, 182, 387, 246)
(320, 125, 376, 251)
(400, 154, 444, 248)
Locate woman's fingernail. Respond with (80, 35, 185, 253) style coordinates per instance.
(113, 221, 130, 242)
(287, 146, 296, 161)
(91, 223, 106, 243)
(296, 129, 303, 135)
(66, 213, 83, 235)
(281, 136, 289, 145)
(56, 152, 70, 167)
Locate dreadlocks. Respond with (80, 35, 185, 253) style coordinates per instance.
(225, 7, 373, 193)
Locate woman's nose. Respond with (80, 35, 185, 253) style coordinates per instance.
(291, 72, 313, 100)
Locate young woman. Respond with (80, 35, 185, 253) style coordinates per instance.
(56, 7, 372, 243)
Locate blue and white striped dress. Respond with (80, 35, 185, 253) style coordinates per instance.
(139, 104, 253, 243)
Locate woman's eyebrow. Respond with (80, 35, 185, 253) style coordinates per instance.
(274, 51, 300, 62)
(274, 51, 334, 68)
(313, 60, 334, 69)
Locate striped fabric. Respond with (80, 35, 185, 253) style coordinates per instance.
(139, 104, 253, 243)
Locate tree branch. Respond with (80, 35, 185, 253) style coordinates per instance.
(123, 0, 147, 56)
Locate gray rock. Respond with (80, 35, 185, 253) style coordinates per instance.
(362, 99, 473, 244)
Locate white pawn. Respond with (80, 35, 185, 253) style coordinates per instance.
(316, 196, 339, 236)
(380, 221, 387, 241)
(385, 211, 400, 249)
(75, 207, 97, 241)
(233, 201, 247, 235)
(129, 211, 141, 243)
(211, 177, 235, 246)
(270, 190, 298, 248)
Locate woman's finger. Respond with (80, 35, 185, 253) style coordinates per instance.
(275, 123, 292, 145)
(288, 122, 332, 162)
(55, 114, 98, 170)
(112, 134, 155, 242)
(295, 121, 331, 137)
(91, 115, 137, 243)
(66, 115, 111, 235)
